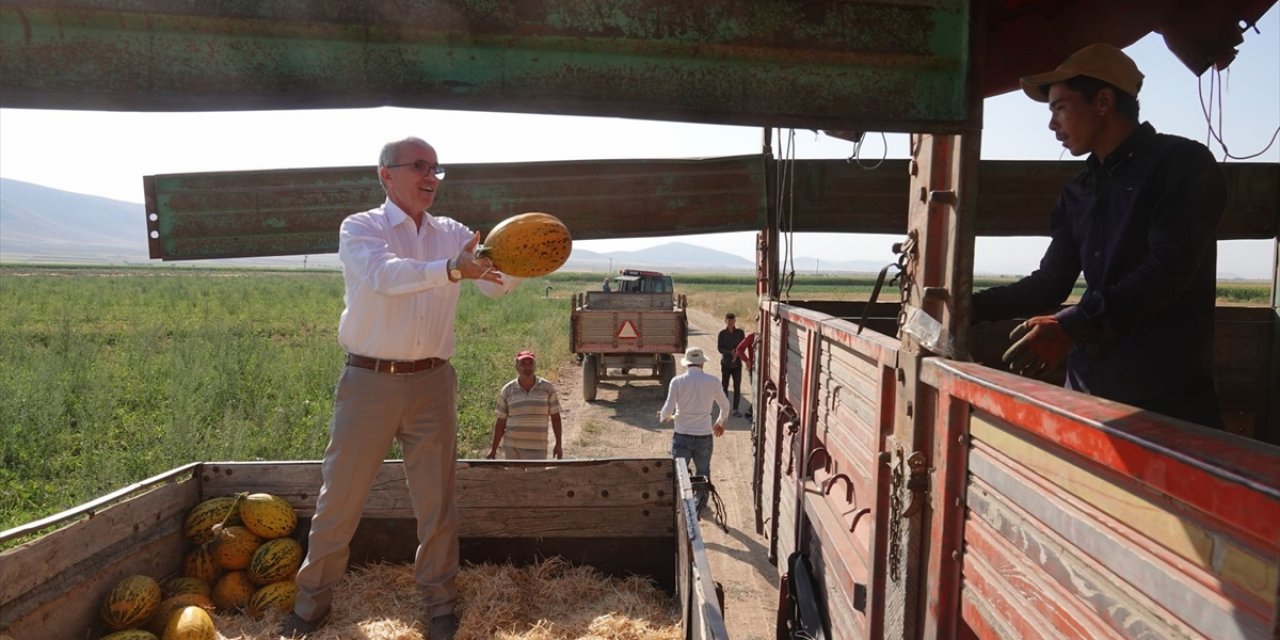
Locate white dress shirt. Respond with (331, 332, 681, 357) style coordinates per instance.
(337, 199, 518, 360)
(659, 366, 730, 436)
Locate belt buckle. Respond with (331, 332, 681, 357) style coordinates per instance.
(387, 361, 402, 374)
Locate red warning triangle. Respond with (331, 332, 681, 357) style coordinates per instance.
(616, 320, 639, 339)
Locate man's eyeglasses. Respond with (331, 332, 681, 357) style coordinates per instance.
(386, 160, 446, 179)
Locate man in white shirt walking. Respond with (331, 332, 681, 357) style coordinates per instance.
(658, 346, 730, 515)
(284, 136, 520, 640)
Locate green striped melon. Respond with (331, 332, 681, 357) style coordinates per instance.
(99, 574, 162, 630)
(182, 544, 223, 586)
(247, 581, 299, 619)
(247, 537, 303, 585)
(161, 576, 211, 598)
(238, 493, 297, 539)
(183, 496, 242, 544)
(475, 212, 572, 277)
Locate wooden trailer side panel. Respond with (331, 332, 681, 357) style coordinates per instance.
(922, 360, 1280, 640)
(0, 472, 198, 640)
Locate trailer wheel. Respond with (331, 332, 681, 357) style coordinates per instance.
(659, 358, 675, 389)
(583, 354, 598, 402)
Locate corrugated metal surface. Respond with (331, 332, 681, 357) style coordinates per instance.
(144, 155, 767, 260)
(923, 360, 1280, 639)
(0, 0, 973, 131)
(144, 157, 1278, 260)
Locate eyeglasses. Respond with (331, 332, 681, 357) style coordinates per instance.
(386, 160, 446, 179)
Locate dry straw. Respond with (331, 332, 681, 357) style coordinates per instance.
(214, 558, 681, 640)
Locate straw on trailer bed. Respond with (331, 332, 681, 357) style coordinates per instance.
(214, 558, 680, 640)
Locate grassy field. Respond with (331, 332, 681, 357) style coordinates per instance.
(0, 265, 1270, 532)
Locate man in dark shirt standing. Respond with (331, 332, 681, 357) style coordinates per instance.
(972, 43, 1226, 428)
(717, 313, 746, 417)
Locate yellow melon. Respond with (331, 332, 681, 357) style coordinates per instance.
(147, 593, 215, 636)
(247, 581, 299, 619)
(476, 212, 572, 277)
(161, 605, 216, 640)
(211, 571, 256, 612)
(100, 630, 160, 640)
(99, 574, 162, 630)
(238, 493, 297, 539)
(210, 525, 262, 570)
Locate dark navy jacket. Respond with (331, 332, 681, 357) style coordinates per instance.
(972, 123, 1225, 405)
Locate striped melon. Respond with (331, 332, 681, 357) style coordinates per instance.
(248, 537, 303, 585)
(162, 576, 211, 598)
(183, 496, 242, 544)
(247, 581, 299, 619)
(161, 605, 216, 640)
(101, 630, 160, 640)
(147, 593, 215, 636)
(210, 525, 262, 570)
(182, 544, 224, 585)
(211, 570, 256, 612)
(99, 574, 162, 630)
(476, 212, 572, 277)
(238, 493, 297, 539)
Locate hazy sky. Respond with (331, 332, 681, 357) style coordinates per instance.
(1, 6, 1276, 277)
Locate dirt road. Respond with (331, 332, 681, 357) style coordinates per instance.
(551, 307, 778, 640)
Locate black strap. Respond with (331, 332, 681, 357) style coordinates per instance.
(859, 262, 898, 335)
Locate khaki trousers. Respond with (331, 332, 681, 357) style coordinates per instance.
(295, 363, 459, 620)
(502, 444, 547, 460)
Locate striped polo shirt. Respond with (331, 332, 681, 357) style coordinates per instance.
(495, 377, 561, 449)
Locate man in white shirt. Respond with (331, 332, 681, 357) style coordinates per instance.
(658, 346, 729, 514)
(285, 136, 519, 640)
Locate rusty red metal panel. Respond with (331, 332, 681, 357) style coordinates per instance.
(923, 390, 970, 640)
(921, 359, 1280, 551)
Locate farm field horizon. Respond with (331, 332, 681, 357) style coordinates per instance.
(0, 264, 1270, 534)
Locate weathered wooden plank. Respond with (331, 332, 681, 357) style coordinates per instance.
(1, 477, 196, 612)
(972, 413, 1278, 604)
(969, 450, 1273, 639)
(959, 547, 1053, 640)
(802, 481, 874, 639)
(458, 506, 669, 538)
(0, 480, 195, 639)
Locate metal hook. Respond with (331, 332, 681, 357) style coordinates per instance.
(849, 507, 872, 533)
(822, 473, 854, 505)
(806, 447, 830, 478)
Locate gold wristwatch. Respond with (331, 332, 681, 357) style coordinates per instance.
(447, 259, 463, 282)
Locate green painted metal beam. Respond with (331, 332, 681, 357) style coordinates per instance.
(2, 0, 973, 132)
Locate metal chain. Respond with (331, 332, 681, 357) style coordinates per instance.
(887, 448, 904, 582)
(892, 230, 918, 339)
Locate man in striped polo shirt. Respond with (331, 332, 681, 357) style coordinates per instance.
(485, 350, 564, 460)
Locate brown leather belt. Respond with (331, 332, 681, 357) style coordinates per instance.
(345, 353, 448, 374)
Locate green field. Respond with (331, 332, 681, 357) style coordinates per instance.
(0, 265, 1270, 533)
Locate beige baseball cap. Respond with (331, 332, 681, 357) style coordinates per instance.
(1020, 43, 1144, 102)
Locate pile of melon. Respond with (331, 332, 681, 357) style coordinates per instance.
(96, 493, 301, 640)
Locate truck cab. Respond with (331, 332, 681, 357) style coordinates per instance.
(611, 269, 674, 293)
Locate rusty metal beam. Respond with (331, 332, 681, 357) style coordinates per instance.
(1, 0, 973, 132)
(143, 157, 1280, 261)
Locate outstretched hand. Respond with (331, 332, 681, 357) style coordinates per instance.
(1003, 315, 1071, 376)
(458, 231, 503, 284)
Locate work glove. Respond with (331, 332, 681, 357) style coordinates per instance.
(1003, 315, 1071, 376)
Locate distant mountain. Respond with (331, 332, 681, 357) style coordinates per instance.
(565, 241, 753, 273)
(0, 178, 149, 263)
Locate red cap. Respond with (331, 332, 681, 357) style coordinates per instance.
(515, 350, 536, 362)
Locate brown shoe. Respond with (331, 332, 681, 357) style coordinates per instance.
(280, 610, 329, 638)
(426, 613, 460, 640)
